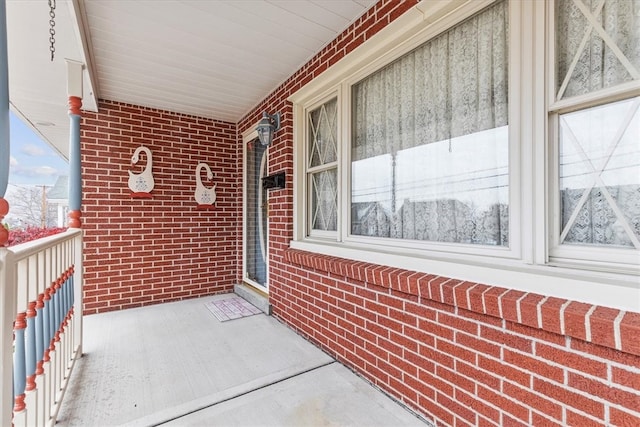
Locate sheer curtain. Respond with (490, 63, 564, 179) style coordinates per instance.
(556, 0, 640, 99)
(556, 0, 640, 248)
(308, 98, 338, 232)
(351, 0, 509, 246)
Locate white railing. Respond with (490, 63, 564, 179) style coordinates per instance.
(0, 229, 83, 427)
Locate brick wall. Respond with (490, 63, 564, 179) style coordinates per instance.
(235, 0, 640, 425)
(277, 250, 640, 426)
(81, 100, 240, 314)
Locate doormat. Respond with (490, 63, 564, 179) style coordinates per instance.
(205, 297, 262, 322)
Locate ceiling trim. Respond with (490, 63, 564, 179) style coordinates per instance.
(69, 0, 100, 104)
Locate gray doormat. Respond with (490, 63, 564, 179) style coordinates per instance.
(205, 297, 262, 322)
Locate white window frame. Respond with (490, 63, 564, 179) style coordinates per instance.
(545, 0, 640, 273)
(289, 0, 640, 312)
(304, 90, 342, 240)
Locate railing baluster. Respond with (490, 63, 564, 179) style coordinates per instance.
(35, 293, 45, 424)
(42, 289, 51, 363)
(35, 294, 44, 374)
(25, 301, 37, 392)
(13, 312, 27, 413)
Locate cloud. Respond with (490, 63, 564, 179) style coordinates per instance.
(10, 163, 61, 178)
(10, 156, 18, 166)
(34, 166, 58, 176)
(21, 144, 46, 156)
(36, 166, 58, 176)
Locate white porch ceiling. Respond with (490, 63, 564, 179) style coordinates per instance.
(6, 0, 376, 159)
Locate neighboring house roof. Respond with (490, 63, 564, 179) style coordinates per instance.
(47, 175, 69, 203)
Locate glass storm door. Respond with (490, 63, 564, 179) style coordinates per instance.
(244, 139, 268, 291)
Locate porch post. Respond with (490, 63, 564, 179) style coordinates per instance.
(65, 60, 84, 361)
(66, 60, 83, 229)
(0, 1, 15, 425)
(0, 0, 9, 240)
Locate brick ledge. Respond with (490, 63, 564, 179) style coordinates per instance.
(284, 248, 640, 357)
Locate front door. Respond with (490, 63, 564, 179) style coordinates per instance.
(243, 137, 268, 292)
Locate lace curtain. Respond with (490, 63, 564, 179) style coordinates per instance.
(556, 0, 640, 99)
(309, 98, 338, 231)
(351, 0, 509, 246)
(557, 0, 640, 249)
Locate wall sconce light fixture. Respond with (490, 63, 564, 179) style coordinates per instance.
(256, 111, 281, 146)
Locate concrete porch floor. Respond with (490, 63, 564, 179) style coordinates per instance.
(56, 294, 426, 426)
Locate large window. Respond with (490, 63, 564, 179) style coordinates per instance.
(550, 0, 640, 267)
(291, 0, 640, 310)
(351, 0, 508, 246)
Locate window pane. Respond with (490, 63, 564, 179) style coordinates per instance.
(559, 97, 640, 248)
(350, 0, 509, 246)
(308, 98, 338, 168)
(555, 0, 640, 100)
(311, 168, 337, 231)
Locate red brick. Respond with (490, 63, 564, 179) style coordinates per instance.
(419, 367, 454, 398)
(456, 388, 500, 422)
(403, 375, 436, 400)
(436, 365, 475, 393)
(536, 343, 607, 378)
(457, 360, 501, 390)
(503, 382, 562, 421)
(437, 338, 476, 365)
(438, 312, 479, 336)
(565, 410, 604, 427)
(533, 378, 604, 419)
(500, 290, 526, 324)
(503, 349, 564, 383)
(454, 282, 476, 310)
(405, 324, 436, 347)
(568, 372, 640, 410)
(482, 287, 506, 318)
(427, 276, 450, 303)
(506, 321, 566, 346)
(620, 312, 640, 356)
(540, 297, 566, 335)
(441, 279, 463, 306)
(589, 306, 620, 349)
(518, 293, 546, 328)
(531, 412, 563, 427)
(478, 385, 529, 422)
(612, 366, 640, 391)
(456, 333, 501, 359)
(388, 376, 417, 405)
(480, 326, 532, 353)
(610, 407, 640, 427)
(468, 283, 492, 314)
(478, 355, 531, 387)
(420, 395, 454, 426)
(478, 416, 500, 427)
(461, 308, 504, 328)
(501, 413, 529, 427)
(419, 318, 454, 341)
(436, 391, 476, 424)
(563, 301, 592, 341)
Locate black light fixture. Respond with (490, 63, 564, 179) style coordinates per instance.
(255, 111, 281, 146)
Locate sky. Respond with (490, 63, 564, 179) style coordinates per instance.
(2, 112, 68, 227)
(8, 111, 68, 187)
